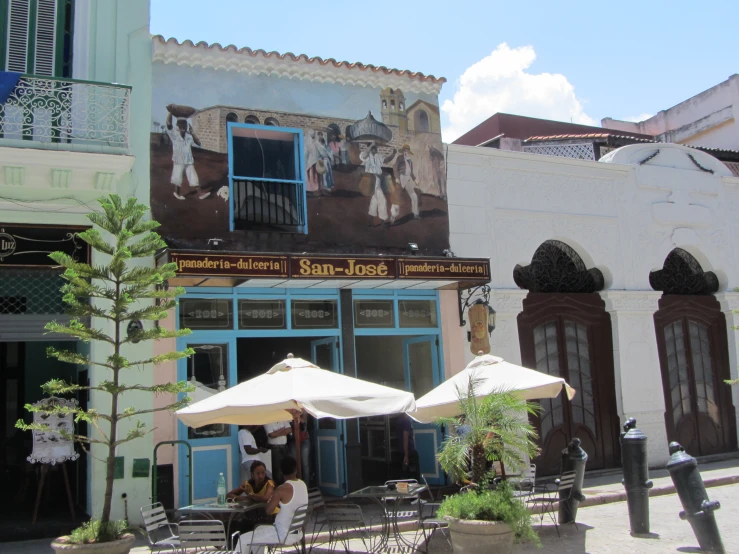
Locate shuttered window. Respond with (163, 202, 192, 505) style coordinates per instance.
(1, 0, 73, 77)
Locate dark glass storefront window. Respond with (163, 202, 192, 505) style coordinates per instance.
(187, 344, 230, 439)
(179, 299, 233, 330)
(291, 300, 338, 329)
(354, 300, 394, 328)
(398, 300, 437, 328)
(238, 299, 287, 329)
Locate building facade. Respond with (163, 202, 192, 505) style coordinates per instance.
(0, 0, 153, 535)
(148, 36, 489, 506)
(603, 74, 739, 151)
(445, 141, 739, 474)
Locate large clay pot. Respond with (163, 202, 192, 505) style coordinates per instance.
(51, 533, 135, 554)
(445, 517, 513, 554)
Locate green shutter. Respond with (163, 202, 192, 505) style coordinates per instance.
(2, 0, 71, 76)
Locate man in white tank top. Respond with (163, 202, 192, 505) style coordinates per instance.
(238, 456, 309, 554)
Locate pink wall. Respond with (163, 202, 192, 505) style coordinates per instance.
(440, 290, 466, 379)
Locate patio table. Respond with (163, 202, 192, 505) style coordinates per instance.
(179, 499, 267, 548)
(348, 484, 429, 553)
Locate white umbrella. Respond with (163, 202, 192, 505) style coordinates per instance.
(176, 354, 416, 428)
(410, 353, 576, 423)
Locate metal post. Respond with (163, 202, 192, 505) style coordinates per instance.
(620, 418, 653, 535)
(665, 442, 724, 553)
(558, 438, 588, 524)
(152, 440, 192, 507)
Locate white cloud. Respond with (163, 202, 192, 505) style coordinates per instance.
(621, 113, 654, 123)
(441, 43, 596, 142)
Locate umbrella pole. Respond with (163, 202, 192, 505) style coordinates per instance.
(293, 413, 302, 480)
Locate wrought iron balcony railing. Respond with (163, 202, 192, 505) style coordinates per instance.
(233, 179, 306, 232)
(0, 74, 130, 150)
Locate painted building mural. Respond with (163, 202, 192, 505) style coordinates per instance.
(150, 41, 449, 254)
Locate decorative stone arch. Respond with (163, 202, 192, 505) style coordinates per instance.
(264, 117, 280, 127)
(244, 114, 260, 125)
(650, 234, 727, 292)
(649, 248, 719, 296)
(513, 239, 605, 294)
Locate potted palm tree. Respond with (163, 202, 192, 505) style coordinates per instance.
(435, 377, 541, 554)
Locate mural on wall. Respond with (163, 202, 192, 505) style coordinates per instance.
(150, 86, 449, 253)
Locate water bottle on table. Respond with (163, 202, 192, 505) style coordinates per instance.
(217, 472, 227, 505)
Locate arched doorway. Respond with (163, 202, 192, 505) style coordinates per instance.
(650, 249, 737, 456)
(515, 240, 621, 475)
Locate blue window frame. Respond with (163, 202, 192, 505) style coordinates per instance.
(227, 123, 307, 234)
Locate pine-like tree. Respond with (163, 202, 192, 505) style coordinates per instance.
(17, 194, 194, 540)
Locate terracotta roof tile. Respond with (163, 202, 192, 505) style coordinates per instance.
(153, 35, 446, 85)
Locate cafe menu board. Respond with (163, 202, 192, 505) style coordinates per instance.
(27, 397, 80, 465)
(167, 251, 490, 284)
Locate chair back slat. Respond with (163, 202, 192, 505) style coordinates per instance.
(308, 487, 325, 510)
(140, 502, 178, 544)
(557, 471, 577, 491)
(179, 519, 227, 549)
(287, 504, 310, 536)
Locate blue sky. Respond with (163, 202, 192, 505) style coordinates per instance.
(151, 0, 738, 141)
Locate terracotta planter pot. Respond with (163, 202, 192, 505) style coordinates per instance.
(51, 533, 135, 554)
(445, 516, 513, 554)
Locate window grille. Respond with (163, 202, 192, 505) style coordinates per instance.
(233, 179, 305, 230)
(522, 142, 596, 160)
(724, 161, 739, 177)
(0, 268, 67, 314)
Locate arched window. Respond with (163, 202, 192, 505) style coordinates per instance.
(382, 100, 387, 108)
(515, 240, 619, 475)
(244, 115, 260, 125)
(399, 102, 404, 111)
(264, 117, 280, 127)
(415, 109, 430, 132)
(226, 112, 238, 126)
(391, 100, 395, 109)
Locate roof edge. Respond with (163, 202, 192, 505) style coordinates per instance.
(152, 35, 446, 93)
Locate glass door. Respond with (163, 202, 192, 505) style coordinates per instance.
(178, 341, 238, 505)
(403, 335, 444, 485)
(311, 337, 346, 496)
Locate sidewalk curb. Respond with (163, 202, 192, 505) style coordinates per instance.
(580, 473, 739, 507)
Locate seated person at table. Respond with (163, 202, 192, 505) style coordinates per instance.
(236, 456, 308, 554)
(228, 461, 279, 514)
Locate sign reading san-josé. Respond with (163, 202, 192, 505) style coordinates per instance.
(168, 251, 490, 282)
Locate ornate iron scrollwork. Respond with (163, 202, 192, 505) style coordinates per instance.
(649, 248, 719, 295)
(513, 240, 604, 293)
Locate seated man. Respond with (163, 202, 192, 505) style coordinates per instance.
(236, 456, 308, 554)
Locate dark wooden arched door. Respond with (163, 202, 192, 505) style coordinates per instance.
(518, 293, 621, 475)
(654, 295, 736, 456)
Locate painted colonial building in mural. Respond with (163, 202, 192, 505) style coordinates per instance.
(446, 140, 739, 475)
(148, 35, 490, 507)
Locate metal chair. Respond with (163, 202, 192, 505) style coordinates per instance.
(323, 503, 376, 553)
(179, 519, 233, 553)
(236, 503, 310, 554)
(510, 464, 537, 499)
(140, 502, 180, 554)
(418, 476, 452, 551)
(525, 470, 579, 537)
(305, 488, 328, 553)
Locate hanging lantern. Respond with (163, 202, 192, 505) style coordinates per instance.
(468, 299, 493, 355)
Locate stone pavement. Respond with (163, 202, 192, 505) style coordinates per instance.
(3, 458, 738, 554)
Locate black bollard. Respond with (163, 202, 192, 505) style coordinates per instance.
(558, 438, 588, 524)
(665, 442, 725, 553)
(620, 418, 653, 535)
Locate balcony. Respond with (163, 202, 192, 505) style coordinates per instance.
(0, 74, 130, 153)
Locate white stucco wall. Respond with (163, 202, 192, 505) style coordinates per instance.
(446, 142, 739, 466)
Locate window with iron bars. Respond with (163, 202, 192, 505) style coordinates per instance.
(228, 123, 307, 233)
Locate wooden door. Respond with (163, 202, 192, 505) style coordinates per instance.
(654, 296, 737, 456)
(518, 294, 620, 475)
